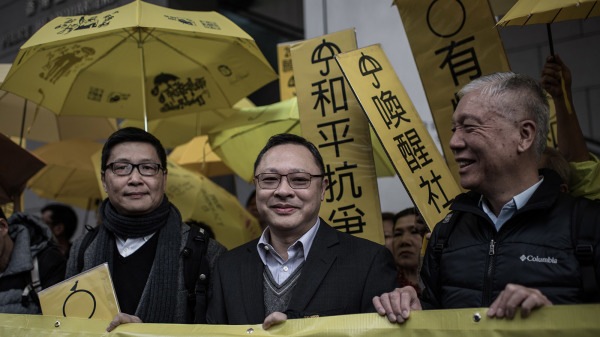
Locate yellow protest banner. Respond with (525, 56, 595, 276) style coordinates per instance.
(38, 263, 119, 320)
(277, 42, 297, 101)
(336, 44, 461, 231)
(2, 305, 599, 336)
(394, 0, 510, 187)
(291, 29, 383, 244)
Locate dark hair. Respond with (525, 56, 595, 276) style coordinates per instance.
(101, 127, 167, 171)
(0, 207, 6, 221)
(381, 212, 395, 222)
(41, 203, 78, 239)
(253, 133, 325, 175)
(245, 190, 256, 208)
(393, 207, 416, 225)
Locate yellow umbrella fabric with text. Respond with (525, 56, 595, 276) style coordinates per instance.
(1, 0, 277, 121)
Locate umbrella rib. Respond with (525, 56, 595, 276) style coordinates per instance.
(58, 32, 133, 114)
(585, 3, 597, 20)
(550, 8, 562, 24)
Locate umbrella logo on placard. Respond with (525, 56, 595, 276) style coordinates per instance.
(54, 12, 118, 35)
(311, 39, 341, 76)
(40, 45, 95, 84)
(358, 52, 383, 89)
(62, 280, 97, 318)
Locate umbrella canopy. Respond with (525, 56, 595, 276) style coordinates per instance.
(208, 97, 396, 182)
(169, 135, 233, 177)
(119, 98, 256, 149)
(0, 64, 117, 143)
(497, 0, 600, 26)
(27, 139, 104, 209)
(0, 0, 277, 123)
(0, 134, 46, 207)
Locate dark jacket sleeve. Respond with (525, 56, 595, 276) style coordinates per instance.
(206, 257, 227, 324)
(37, 245, 67, 289)
(419, 225, 442, 310)
(361, 246, 399, 312)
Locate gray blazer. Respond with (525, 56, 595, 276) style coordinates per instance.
(207, 219, 398, 324)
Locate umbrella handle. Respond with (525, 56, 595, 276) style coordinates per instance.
(546, 24, 555, 56)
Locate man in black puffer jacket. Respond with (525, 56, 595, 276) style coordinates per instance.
(373, 72, 600, 323)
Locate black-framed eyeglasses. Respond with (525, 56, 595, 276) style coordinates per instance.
(106, 162, 163, 176)
(254, 172, 324, 190)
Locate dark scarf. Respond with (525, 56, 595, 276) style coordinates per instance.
(91, 196, 181, 323)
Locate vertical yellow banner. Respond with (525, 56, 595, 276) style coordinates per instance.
(291, 29, 383, 244)
(277, 42, 297, 101)
(394, 0, 510, 186)
(336, 44, 461, 230)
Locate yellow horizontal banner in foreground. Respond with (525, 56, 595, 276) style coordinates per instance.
(1, 304, 599, 336)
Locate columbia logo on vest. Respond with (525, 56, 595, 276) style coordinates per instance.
(520, 255, 558, 264)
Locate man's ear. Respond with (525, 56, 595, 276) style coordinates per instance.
(320, 177, 329, 201)
(518, 120, 536, 154)
(101, 171, 108, 193)
(0, 218, 8, 236)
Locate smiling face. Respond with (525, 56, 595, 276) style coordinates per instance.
(101, 142, 167, 216)
(254, 144, 328, 238)
(449, 91, 523, 196)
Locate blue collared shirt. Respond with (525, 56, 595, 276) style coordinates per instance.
(257, 218, 320, 285)
(480, 177, 544, 231)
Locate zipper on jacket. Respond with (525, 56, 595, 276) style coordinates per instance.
(482, 238, 496, 306)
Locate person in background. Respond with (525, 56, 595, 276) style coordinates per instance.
(0, 208, 65, 314)
(392, 207, 427, 294)
(207, 134, 397, 329)
(66, 127, 226, 331)
(41, 203, 78, 258)
(381, 212, 395, 253)
(540, 55, 600, 200)
(246, 190, 267, 230)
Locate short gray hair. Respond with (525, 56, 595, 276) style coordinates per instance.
(458, 72, 550, 160)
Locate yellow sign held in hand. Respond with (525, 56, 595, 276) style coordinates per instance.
(335, 44, 461, 231)
(38, 263, 119, 320)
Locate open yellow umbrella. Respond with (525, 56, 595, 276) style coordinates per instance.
(0, 0, 277, 125)
(497, 0, 600, 54)
(119, 98, 255, 149)
(208, 97, 396, 182)
(169, 135, 233, 177)
(27, 139, 104, 209)
(0, 64, 117, 144)
(0, 134, 46, 210)
(164, 162, 261, 249)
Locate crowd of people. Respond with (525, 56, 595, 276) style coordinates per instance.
(0, 57, 599, 332)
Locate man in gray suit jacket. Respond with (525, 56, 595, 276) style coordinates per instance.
(207, 134, 397, 328)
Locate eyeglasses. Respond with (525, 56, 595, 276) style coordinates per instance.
(106, 162, 163, 176)
(254, 172, 324, 190)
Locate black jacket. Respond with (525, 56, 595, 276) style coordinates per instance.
(420, 170, 600, 309)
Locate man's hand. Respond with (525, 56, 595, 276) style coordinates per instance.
(106, 313, 143, 332)
(373, 286, 422, 324)
(262, 311, 287, 330)
(487, 283, 552, 319)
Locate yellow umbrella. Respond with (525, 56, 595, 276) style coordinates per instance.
(497, 0, 600, 54)
(119, 98, 256, 149)
(208, 97, 396, 182)
(169, 135, 233, 177)
(27, 139, 104, 209)
(0, 0, 277, 124)
(165, 162, 261, 249)
(0, 134, 46, 209)
(0, 64, 117, 144)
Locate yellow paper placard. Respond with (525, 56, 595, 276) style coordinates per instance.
(394, 0, 511, 188)
(277, 42, 297, 101)
(291, 29, 383, 244)
(2, 305, 599, 336)
(38, 263, 119, 320)
(336, 44, 461, 231)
